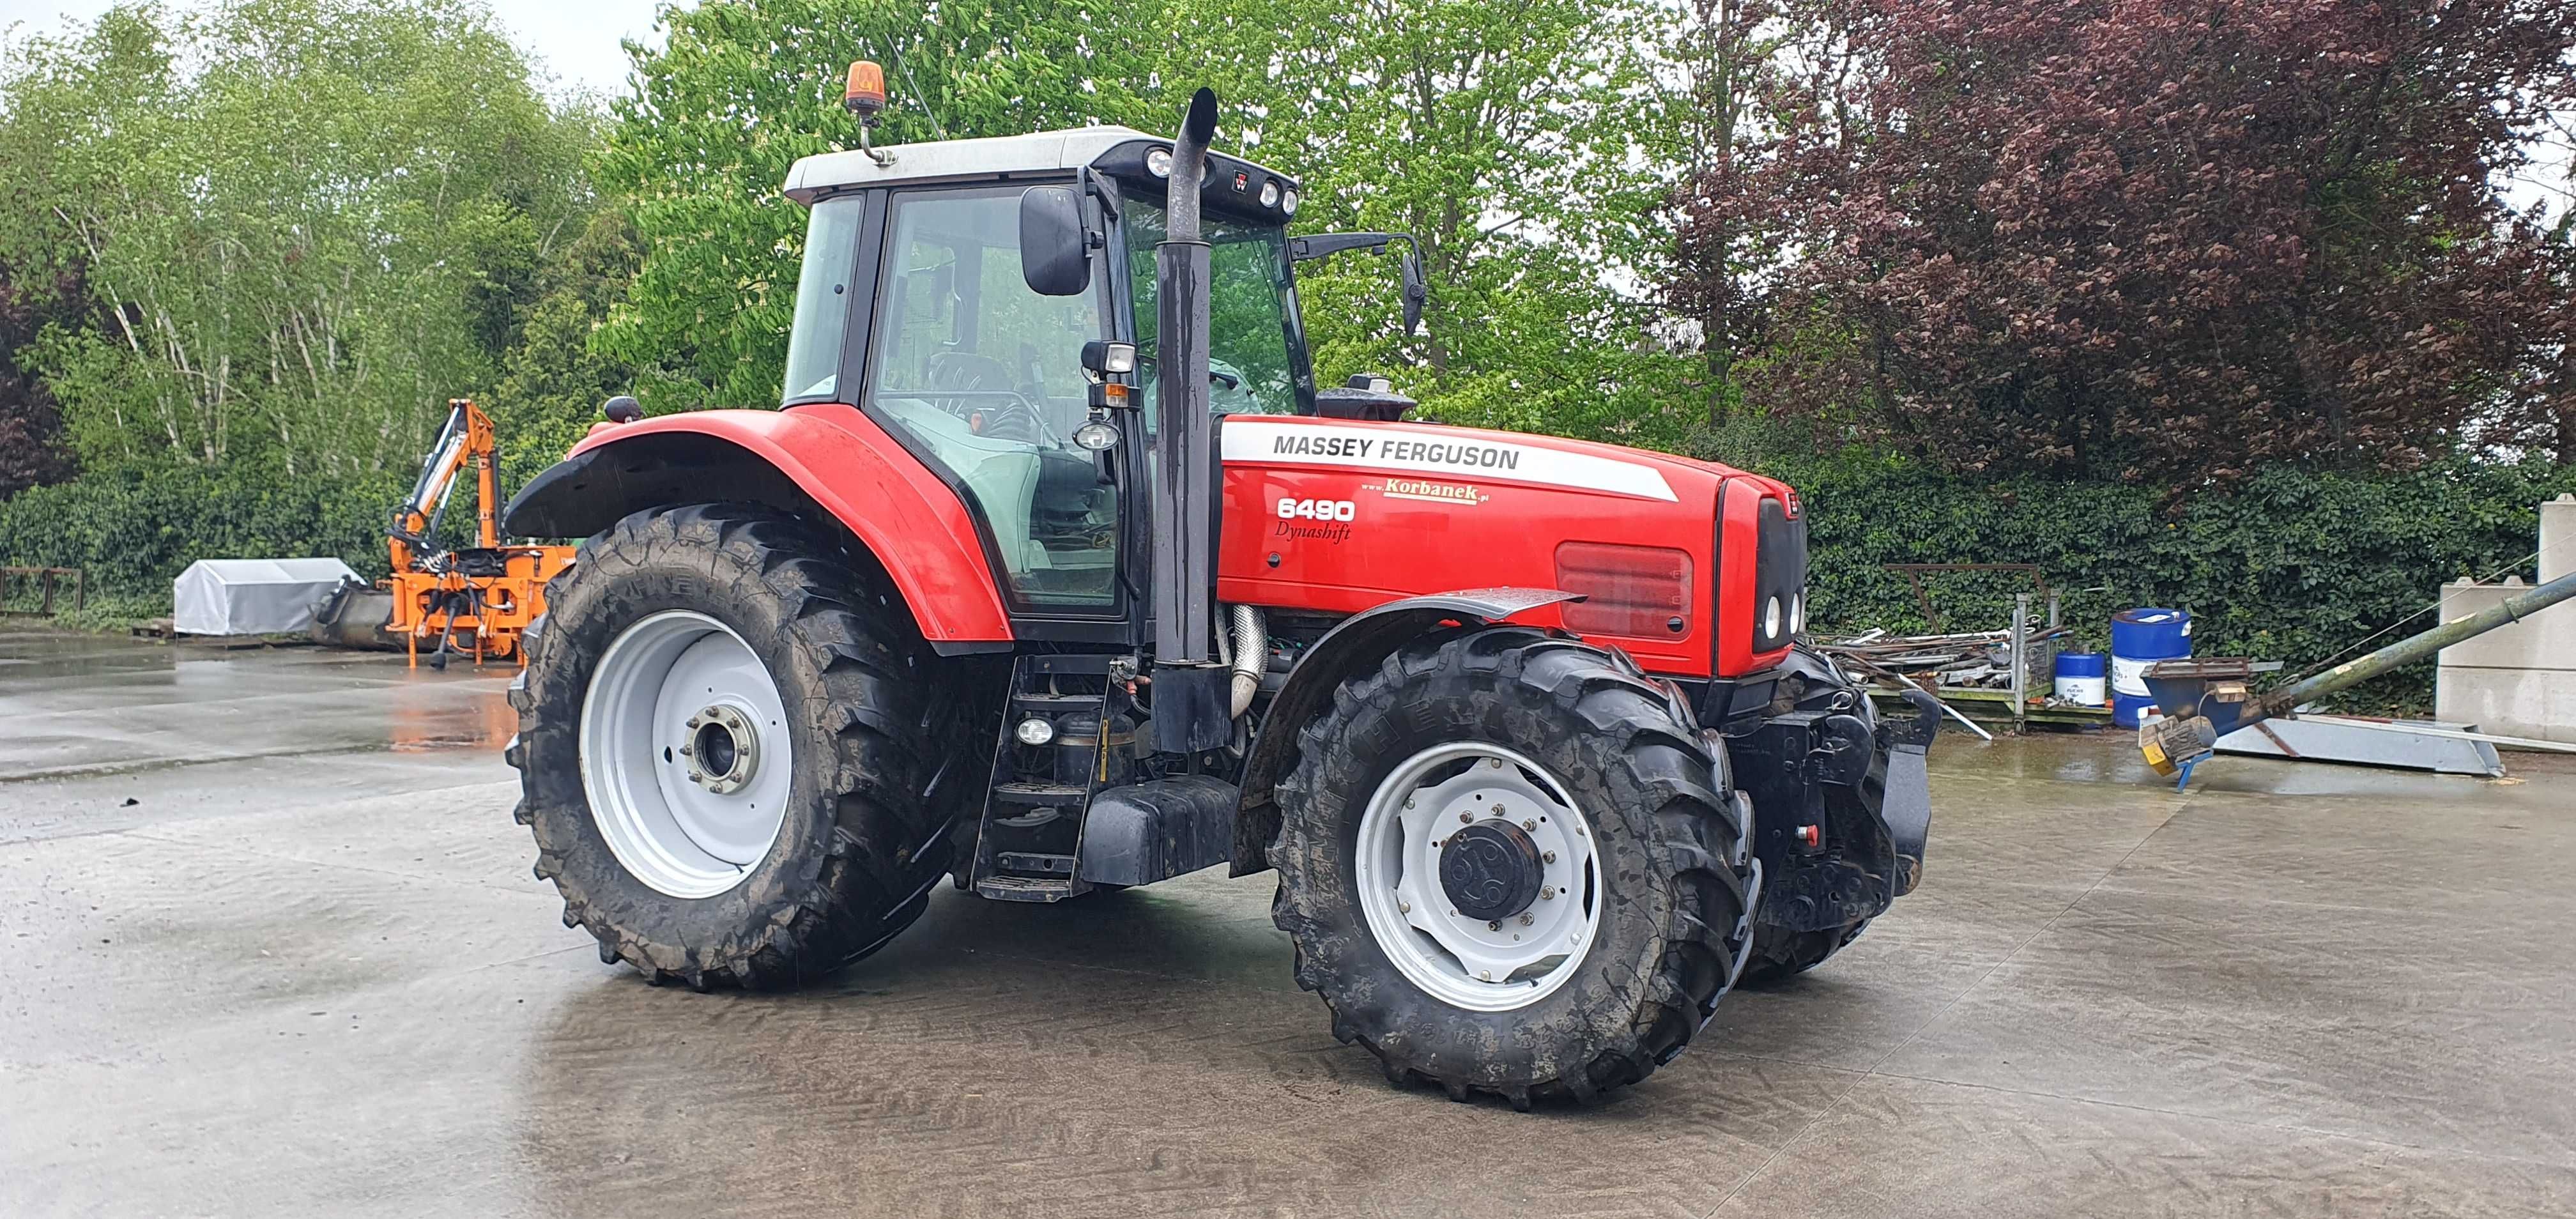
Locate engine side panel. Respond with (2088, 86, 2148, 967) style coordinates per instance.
(1216, 415, 1782, 677)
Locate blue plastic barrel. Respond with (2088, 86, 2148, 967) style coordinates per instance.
(2052, 651, 2107, 707)
(2110, 608, 2192, 727)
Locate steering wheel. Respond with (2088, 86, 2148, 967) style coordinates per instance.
(924, 353, 1049, 443)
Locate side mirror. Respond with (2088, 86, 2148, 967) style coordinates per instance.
(1400, 252, 1425, 337)
(1019, 186, 1090, 296)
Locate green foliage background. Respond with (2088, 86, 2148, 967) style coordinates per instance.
(1694, 422, 2576, 709)
(1, 0, 2568, 713)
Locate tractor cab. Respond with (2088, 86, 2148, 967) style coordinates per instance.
(772, 124, 1394, 627)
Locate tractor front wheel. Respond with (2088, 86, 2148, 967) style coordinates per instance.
(507, 503, 982, 989)
(1269, 627, 1754, 1107)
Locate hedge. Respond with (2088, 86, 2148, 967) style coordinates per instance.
(1702, 433, 2576, 712)
(0, 463, 408, 624)
(9, 443, 2571, 710)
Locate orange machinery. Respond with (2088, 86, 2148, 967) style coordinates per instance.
(381, 399, 574, 668)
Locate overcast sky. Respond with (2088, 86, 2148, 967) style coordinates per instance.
(0, 0, 675, 98)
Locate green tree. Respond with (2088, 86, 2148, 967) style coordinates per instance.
(0, 0, 597, 478)
(487, 209, 647, 491)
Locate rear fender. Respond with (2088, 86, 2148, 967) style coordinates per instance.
(1228, 587, 1580, 876)
(502, 406, 1014, 650)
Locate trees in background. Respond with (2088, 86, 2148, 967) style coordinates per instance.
(0, 259, 82, 496)
(0, 0, 597, 479)
(1675, 0, 2576, 482)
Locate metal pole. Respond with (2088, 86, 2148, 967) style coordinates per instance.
(2254, 569, 2576, 721)
(2011, 592, 2029, 733)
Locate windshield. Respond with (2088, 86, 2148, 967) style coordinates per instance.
(1123, 198, 1311, 417)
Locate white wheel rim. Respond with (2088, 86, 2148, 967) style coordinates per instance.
(1353, 742, 1604, 1012)
(578, 610, 793, 898)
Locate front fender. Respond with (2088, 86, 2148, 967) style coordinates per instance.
(503, 405, 1014, 648)
(1228, 587, 1581, 876)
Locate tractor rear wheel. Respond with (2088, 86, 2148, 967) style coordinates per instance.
(507, 503, 983, 989)
(1269, 627, 1754, 1108)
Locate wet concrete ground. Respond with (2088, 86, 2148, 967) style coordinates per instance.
(3, 622, 2573, 1217)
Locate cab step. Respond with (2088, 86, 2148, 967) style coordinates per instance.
(973, 875, 1084, 902)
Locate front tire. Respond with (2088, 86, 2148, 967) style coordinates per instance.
(1269, 627, 1754, 1107)
(1736, 919, 1869, 987)
(507, 504, 984, 989)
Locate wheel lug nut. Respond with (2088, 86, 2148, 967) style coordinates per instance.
(1541, 885, 1555, 900)
(1518, 914, 1533, 926)
(1491, 803, 1504, 815)
(1399, 900, 1411, 914)
(1543, 850, 1556, 864)
(1459, 812, 1472, 824)
(1487, 920, 1501, 931)
(1522, 818, 1536, 831)
(678, 744, 693, 756)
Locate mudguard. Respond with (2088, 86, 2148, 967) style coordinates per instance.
(502, 405, 1014, 649)
(1228, 587, 1581, 876)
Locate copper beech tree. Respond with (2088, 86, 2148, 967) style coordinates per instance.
(1675, 0, 2576, 482)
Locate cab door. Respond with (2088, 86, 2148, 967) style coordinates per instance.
(858, 184, 1131, 640)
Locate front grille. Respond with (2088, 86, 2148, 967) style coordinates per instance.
(1751, 496, 1807, 652)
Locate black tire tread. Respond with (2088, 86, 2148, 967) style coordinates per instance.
(508, 503, 979, 990)
(1269, 626, 1752, 1107)
(1736, 918, 1870, 987)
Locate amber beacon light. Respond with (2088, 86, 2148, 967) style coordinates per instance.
(844, 60, 887, 119)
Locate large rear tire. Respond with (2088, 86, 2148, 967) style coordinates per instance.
(1269, 627, 1754, 1108)
(507, 504, 985, 989)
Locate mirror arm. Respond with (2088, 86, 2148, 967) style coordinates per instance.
(1289, 231, 1402, 263)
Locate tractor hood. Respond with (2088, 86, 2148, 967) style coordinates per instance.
(1214, 415, 1805, 678)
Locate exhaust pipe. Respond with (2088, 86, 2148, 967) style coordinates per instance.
(1149, 88, 1231, 755)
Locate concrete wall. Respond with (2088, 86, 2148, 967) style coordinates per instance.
(2436, 494, 2576, 745)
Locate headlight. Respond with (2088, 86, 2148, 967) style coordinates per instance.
(1071, 420, 1119, 451)
(1280, 187, 1300, 216)
(1015, 717, 1055, 746)
(1790, 594, 1804, 635)
(1145, 147, 1173, 178)
(1258, 180, 1282, 209)
(1764, 596, 1782, 640)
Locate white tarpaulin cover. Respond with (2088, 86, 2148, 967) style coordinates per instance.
(172, 558, 360, 636)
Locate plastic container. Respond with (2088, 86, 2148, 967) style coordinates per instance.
(2110, 608, 2193, 727)
(2052, 651, 2107, 707)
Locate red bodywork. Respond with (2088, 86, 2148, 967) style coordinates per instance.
(571, 406, 1800, 678)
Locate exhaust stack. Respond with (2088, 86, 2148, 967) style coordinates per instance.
(1150, 88, 1232, 755)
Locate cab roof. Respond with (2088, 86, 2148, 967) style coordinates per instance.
(782, 125, 1295, 206)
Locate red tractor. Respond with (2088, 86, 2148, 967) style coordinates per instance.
(503, 79, 1936, 1107)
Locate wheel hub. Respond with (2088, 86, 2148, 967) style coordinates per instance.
(577, 610, 794, 900)
(1350, 743, 1604, 1012)
(683, 703, 759, 793)
(1439, 820, 1543, 921)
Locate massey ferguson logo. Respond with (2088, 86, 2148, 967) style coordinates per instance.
(1380, 478, 1482, 505)
(1269, 432, 1524, 471)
